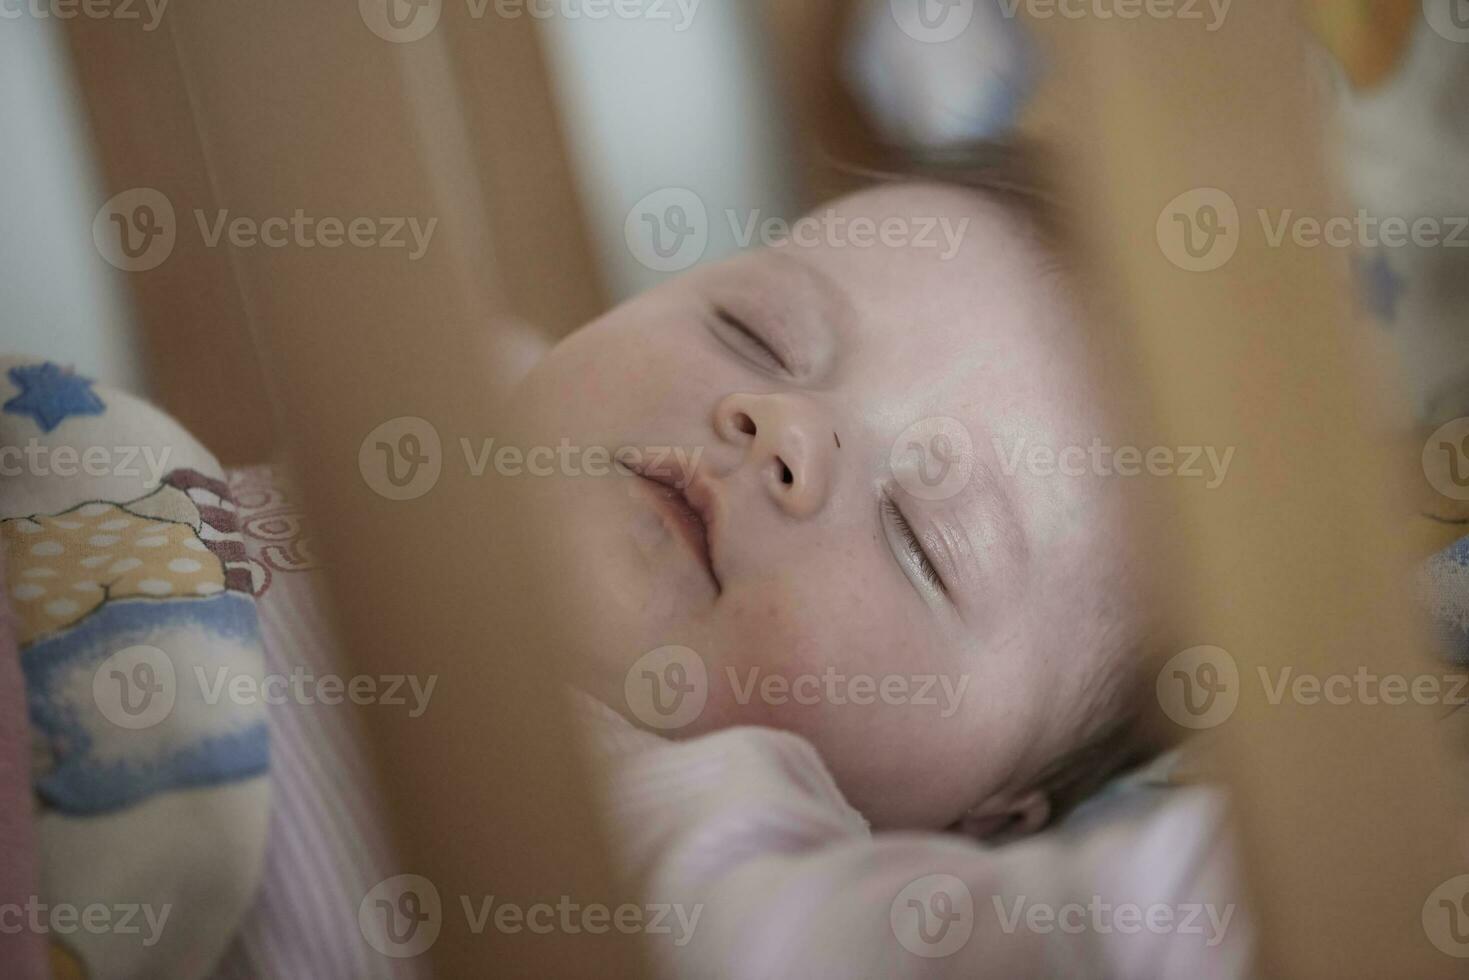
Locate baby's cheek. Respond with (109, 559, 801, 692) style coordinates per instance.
(705, 571, 934, 731)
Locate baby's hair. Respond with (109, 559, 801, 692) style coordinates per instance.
(1025, 650, 1166, 829)
(814, 138, 1070, 258)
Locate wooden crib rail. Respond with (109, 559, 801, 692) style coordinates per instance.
(66, 3, 642, 976)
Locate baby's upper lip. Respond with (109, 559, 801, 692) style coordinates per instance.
(617, 451, 722, 593)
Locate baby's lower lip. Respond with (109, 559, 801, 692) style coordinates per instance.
(624, 468, 720, 593)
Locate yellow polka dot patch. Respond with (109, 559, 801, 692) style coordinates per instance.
(2, 502, 226, 646)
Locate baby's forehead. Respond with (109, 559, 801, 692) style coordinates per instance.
(816, 180, 1012, 227)
(764, 184, 1075, 379)
(783, 182, 1059, 317)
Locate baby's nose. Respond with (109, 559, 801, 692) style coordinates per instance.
(714, 392, 836, 519)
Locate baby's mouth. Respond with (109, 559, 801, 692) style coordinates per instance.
(615, 454, 721, 595)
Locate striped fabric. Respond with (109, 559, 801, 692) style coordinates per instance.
(0, 542, 46, 980)
(209, 466, 428, 980)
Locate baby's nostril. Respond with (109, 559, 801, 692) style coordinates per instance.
(733, 412, 756, 436)
(778, 460, 794, 486)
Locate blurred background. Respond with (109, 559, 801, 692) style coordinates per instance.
(4, 0, 1064, 464)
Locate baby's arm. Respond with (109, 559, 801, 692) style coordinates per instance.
(581, 698, 1249, 979)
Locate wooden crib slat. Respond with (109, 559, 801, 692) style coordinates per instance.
(107, 4, 643, 976)
(1037, 6, 1464, 976)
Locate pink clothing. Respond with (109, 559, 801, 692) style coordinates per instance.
(579, 695, 1250, 979)
(0, 553, 46, 980)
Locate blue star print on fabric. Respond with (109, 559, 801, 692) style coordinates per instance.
(1355, 252, 1404, 324)
(4, 362, 107, 433)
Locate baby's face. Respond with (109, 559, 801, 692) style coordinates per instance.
(506, 183, 1137, 830)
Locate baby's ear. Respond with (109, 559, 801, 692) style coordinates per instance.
(957, 790, 1051, 842)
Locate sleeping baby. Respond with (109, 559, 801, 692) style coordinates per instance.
(503, 159, 1161, 836)
(488, 159, 1246, 975)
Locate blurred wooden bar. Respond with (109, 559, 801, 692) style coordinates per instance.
(756, 0, 892, 204)
(66, 3, 639, 976)
(62, 2, 605, 465)
(60, 22, 275, 464)
(1039, 4, 1463, 976)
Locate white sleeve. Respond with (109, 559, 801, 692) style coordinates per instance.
(578, 698, 1251, 980)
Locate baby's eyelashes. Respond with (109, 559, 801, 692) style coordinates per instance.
(707, 306, 790, 374)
